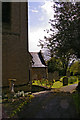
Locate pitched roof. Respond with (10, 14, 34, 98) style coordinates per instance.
(30, 52, 47, 68)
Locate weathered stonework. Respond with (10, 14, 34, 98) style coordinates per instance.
(30, 52, 48, 81)
(2, 2, 32, 93)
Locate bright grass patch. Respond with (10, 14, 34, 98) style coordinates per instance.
(32, 76, 79, 89)
(51, 81, 63, 88)
(32, 79, 63, 89)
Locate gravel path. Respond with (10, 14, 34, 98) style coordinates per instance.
(18, 85, 79, 118)
(59, 84, 78, 93)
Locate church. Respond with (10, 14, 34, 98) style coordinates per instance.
(2, 2, 32, 93)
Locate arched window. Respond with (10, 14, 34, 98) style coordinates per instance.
(2, 2, 11, 23)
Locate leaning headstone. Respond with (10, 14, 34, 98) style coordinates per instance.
(63, 77, 68, 86)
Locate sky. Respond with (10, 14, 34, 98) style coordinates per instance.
(28, 0, 54, 52)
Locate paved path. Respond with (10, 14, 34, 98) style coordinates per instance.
(18, 84, 79, 118)
(59, 84, 78, 93)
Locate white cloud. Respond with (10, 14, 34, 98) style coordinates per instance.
(28, 1, 55, 52)
(31, 9, 39, 13)
(39, 16, 44, 21)
(29, 27, 50, 52)
(41, 1, 54, 19)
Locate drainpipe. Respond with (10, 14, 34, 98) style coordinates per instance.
(29, 61, 32, 92)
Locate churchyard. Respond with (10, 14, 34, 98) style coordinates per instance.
(32, 75, 78, 89)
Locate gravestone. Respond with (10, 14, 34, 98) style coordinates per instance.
(63, 77, 68, 86)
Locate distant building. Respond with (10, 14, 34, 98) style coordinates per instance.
(30, 51, 48, 80)
(2, 2, 32, 93)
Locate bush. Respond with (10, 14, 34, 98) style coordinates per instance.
(60, 76, 78, 85)
(68, 76, 78, 84)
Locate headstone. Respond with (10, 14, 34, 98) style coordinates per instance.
(63, 77, 68, 86)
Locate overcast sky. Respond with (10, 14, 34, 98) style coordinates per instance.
(28, 0, 54, 52)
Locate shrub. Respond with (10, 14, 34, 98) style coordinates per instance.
(68, 76, 78, 84)
(60, 76, 78, 84)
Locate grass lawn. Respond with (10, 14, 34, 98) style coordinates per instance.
(32, 77, 78, 89)
(68, 81, 78, 86)
(51, 81, 63, 88)
(32, 80, 63, 88)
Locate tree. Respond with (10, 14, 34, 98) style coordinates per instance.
(70, 2, 80, 58)
(47, 57, 63, 74)
(39, 2, 80, 76)
(69, 61, 80, 76)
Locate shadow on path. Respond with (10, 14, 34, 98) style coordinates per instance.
(18, 84, 79, 118)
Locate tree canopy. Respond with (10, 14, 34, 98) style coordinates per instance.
(39, 2, 80, 75)
(69, 61, 80, 75)
(47, 57, 63, 73)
